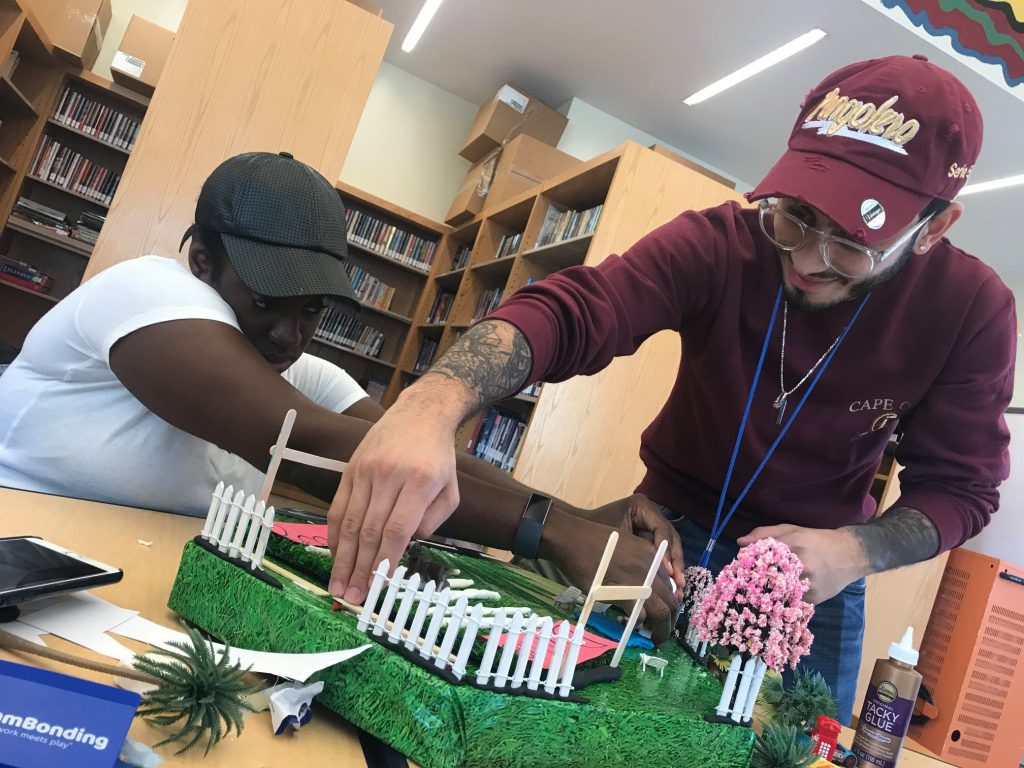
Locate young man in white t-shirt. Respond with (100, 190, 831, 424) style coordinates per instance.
(0, 151, 683, 641)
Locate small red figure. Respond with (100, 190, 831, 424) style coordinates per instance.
(809, 715, 841, 761)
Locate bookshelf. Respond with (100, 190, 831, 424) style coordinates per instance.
(397, 141, 746, 476)
(0, 53, 150, 349)
(0, 0, 59, 347)
(326, 182, 450, 406)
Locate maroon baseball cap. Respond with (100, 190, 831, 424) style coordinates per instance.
(748, 55, 983, 245)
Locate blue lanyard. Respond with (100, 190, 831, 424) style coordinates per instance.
(699, 287, 872, 567)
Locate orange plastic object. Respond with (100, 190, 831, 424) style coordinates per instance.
(908, 548, 1024, 767)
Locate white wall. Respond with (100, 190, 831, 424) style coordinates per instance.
(556, 97, 748, 191)
(339, 62, 476, 223)
(91, 0, 188, 81)
(966, 412, 1024, 565)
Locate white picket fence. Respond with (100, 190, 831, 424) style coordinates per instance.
(357, 560, 588, 698)
(684, 623, 710, 659)
(714, 653, 768, 724)
(199, 481, 277, 571)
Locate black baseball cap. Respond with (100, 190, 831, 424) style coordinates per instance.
(180, 151, 358, 305)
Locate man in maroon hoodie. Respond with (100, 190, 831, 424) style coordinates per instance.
(327, 56, 1015, 721)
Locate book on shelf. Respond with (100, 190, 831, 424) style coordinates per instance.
(413, 337, 438, 373)
(344, 263, 396, 311)
(314, 304, 387, 359)
(451, 244, 471, 271)
(472, 287, 503, 322)
(13, 197, 68, 231)
(536, 202, 603, 247)
(466, 407, 528, 472)
(426, 290, 455, 324)
(0, 255, 53, 293)
(344, 207, 438, 273)
(29, 136, 122, 205)
(363, 378, 388, 403)
(519, 382, 542, 398)
(70, 211, 105, 245)
(495, 231, 522, 259)
(53, 86, 142, 151)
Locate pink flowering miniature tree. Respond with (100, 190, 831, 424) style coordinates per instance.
(695, 538, 814, 726)
(680, 565, 714, 658)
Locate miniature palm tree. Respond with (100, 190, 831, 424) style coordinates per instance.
(695, 538, 814, 726)
(750, 722, 816, 768)
(133, 626, 261, 754)
(761, 668, 838, 730)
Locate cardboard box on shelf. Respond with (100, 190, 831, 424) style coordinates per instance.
(459, 84, 568, 163)
(24, 0, 112, 69)
(445, 156, 490, 226)
(109, 15, 175, 96)
(445, 135, 579, 226)
(486, 134, 578, 209)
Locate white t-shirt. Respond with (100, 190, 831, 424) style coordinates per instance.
(0, 256, 366, 516)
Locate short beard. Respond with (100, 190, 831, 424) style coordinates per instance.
(782, 241, 915, 312)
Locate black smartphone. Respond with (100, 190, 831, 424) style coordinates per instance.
(0, 536, 123, 609)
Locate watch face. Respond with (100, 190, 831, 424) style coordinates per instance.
(525, 494, 552, 522)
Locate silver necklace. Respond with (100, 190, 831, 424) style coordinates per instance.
(773, 300, 845, 425)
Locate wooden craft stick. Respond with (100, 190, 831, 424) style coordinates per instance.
(260, 408, 297, 504)
(0, 628, 158, 684)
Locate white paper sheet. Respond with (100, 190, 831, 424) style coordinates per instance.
(111, 615, 372, 682)
(0, 620, 48, 646)
(20, 591, 137, 635)
(17, 592, 138, 660)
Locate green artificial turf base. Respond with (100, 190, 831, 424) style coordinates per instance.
(168, 538, 754, 768)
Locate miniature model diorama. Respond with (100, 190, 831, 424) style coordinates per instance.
(164, 410, 824, 767)
(753, 669, 851, 768)
(692, 538, 815, 726)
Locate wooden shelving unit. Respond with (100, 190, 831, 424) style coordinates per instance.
(395, 141, 749, 476)
(0, 26, 150, 349)
(6, 214, 91, 256)
(0, 0, 61, 347)
(319, 182, 450, 406)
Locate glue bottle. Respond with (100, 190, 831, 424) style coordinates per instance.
(851, 626, 922, 768)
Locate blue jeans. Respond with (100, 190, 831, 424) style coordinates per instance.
(663, 508, 865, 725)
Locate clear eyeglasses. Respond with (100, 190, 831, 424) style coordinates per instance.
(758, 199, 932, 279)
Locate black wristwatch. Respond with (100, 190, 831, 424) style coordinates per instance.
(511, 493, 553, 559)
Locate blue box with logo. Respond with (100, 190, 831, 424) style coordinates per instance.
(0, 659, 140, 768)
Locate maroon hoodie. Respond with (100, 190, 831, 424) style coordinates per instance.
(489, 202, 1015, 552)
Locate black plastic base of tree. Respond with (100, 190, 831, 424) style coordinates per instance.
(193, 537, 282, 589)
(0, 605, 21, 623)
(704, 712, 753, 728)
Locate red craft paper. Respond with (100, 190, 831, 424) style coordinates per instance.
(489, 620, 617, 668)
(272, 521, 329, 548)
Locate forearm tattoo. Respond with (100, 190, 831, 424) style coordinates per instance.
(849, 506, 941, 575)
(427, 320, 533, 409)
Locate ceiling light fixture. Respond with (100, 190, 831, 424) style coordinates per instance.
(683, 28, 827, 106)
(958, 173, 1024, 196)
(402, 0, 445, 53)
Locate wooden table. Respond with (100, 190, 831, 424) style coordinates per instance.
(1, 488, 954, 767)
(0, 488, 373, 767)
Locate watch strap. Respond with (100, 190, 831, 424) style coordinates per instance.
(511, 493, 552, 560)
